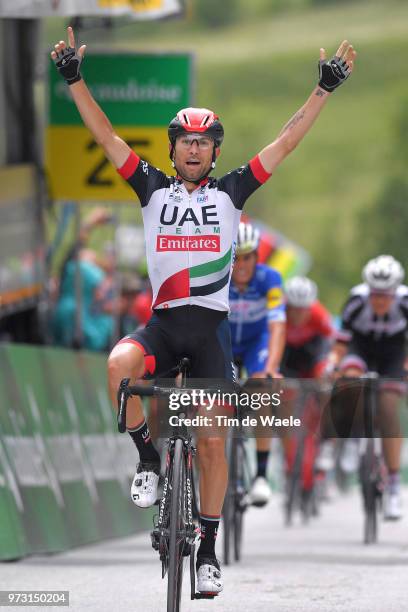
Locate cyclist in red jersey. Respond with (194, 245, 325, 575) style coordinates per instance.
(282, 277, 333, 378)
(280, 276, 336, 479)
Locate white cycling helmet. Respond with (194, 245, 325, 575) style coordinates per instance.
(362, 255, 404, 292)
(285, 276, 318, 308)
(235, 222, 260, 256)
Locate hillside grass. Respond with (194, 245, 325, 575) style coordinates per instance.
(44, 0, 408, 310)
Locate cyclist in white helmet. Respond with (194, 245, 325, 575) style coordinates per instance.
(280, 277, 335, 485)
(285, 276, 318, 309)
(328, 255, 407, 520)
(229, 222, 286, 506)
(282, 276, 333, 379)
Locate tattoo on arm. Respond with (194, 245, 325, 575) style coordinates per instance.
(280, 110, 305, 136)
(315, 88, 325, 97)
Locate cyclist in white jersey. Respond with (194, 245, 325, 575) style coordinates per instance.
(51, 28, 356, 594)
(328, 255, 407, 520)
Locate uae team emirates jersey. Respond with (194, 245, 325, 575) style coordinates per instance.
(117, 151, 271, 311)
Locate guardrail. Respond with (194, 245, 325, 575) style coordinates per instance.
(0, 343, 152, 561)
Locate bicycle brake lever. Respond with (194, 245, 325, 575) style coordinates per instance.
(117, 377, 130, 433)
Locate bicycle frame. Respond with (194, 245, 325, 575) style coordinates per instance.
(117, 358, 221, 609)
(282, 379, 324, 525)
(358, 372, 384, 545)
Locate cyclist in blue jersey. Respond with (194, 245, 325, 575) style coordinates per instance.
(229, 222, 286, 505)
(51, 27, 356, 595)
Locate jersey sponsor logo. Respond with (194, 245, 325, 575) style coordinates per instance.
(266, 286, 283, 309)
(156, 235, 220, 252)
(229, 298, 267, 321)
(159, 204, 219, 226)
(141, 161, 149, 175)
(197, 194, 209, 204)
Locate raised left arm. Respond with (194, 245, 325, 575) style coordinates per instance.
(258, 41, 357, 175)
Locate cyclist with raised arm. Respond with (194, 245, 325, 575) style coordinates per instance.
(51, 28, 356, 594)
(327, 255, 407, 520)
(229, 221, 286, 506)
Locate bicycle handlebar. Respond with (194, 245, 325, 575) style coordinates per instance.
(127, 385, 156, 397)
(117, 378, 243, 433)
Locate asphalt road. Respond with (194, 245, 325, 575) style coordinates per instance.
(2, 486, 408, 612)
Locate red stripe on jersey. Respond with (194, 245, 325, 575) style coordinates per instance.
(153, 269, 190, 308)
(117, 150, 140, 179)
(249, 155, 272, 184)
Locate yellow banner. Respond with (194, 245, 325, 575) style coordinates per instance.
(46, 126, 173, 201)
(268, 248, 297, 278)
(98, 0, 163, 11)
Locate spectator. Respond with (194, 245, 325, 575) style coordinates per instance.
(52, 207, 115, 351)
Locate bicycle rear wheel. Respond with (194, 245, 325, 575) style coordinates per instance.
(167, 439, 187, 611)
(285, 438, 303, 526)
(360, 442, 378, 545)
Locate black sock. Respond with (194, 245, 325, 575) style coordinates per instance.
(256, 450, 269, 478)
(128, 420, 160, 464)
(197, 514, 220, 559)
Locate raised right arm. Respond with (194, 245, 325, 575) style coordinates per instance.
(51, 26, 131, 169)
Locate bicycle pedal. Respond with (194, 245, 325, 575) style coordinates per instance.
(182, 543, 192, 557)
(150, 529, 160, 551)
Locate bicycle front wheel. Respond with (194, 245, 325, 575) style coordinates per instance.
(167, 439, 186, 612)
(360, 442, 378, 545)
(234, 439, 247, 562)
(222, 434, 236, 566)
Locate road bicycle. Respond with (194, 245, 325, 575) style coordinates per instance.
(222, 409, 252, 565)
(118, 358, 231, 611)
(282, 379, 327, 526)
(358, 372, 385, 544)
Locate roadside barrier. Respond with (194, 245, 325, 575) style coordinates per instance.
(0, 343, 152, 560)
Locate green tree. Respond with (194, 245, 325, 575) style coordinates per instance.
(195, 0, 238, 28)
(360, 176, 408, 263)
(359, 98, 408, 264)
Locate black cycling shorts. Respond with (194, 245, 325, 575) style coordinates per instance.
(339, 344, 407, 395)
(117, 305, 234, 381)
(280, 336, 330, 377)
(341, 343, 405, 378)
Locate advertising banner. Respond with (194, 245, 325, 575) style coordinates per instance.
(0, 0, 182, 19)
(46, 52, 193, 201)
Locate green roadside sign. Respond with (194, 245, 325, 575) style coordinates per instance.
(47, 52, 193, 201)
